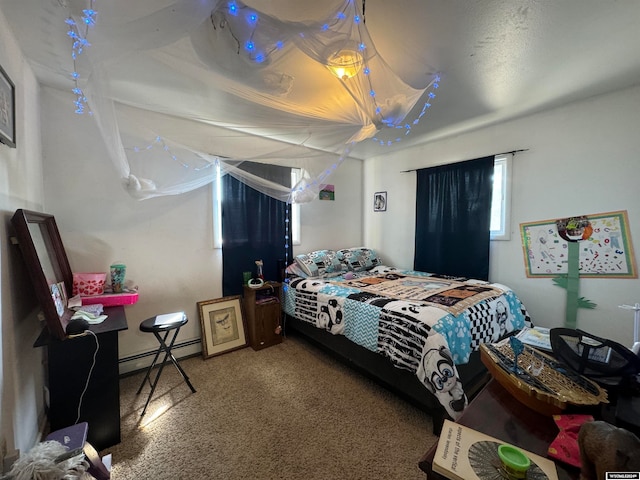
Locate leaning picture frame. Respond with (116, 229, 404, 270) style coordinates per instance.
(197, 295, 248, 359)
(0, 63, 16, 148)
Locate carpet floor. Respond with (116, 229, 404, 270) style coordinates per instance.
(100, 334, 437, 479)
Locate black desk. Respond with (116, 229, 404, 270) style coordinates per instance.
(35, 305, 128, 451)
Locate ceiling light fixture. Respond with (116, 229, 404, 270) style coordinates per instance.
(326, 49, 363, 81)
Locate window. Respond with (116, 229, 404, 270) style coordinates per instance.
(213, 163, 223, 248)
(290, 168, 301, 246)
(490, 155, 512, 240)
(212, 164, 301, 248)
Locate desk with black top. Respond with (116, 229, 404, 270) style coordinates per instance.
(34, 305, 128, 452)
(418, 378, 580, 480)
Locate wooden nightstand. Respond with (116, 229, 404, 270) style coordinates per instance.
(243, 282, 283, 351)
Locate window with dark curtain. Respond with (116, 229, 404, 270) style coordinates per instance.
(221, 163, 290, 297)
(414, 156, 494, 280)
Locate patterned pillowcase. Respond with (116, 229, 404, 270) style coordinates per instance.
(369, 265, 397, 274)
(294, 250, 344, 278)
(285, 263, 308, 278)
(336, 247, 381, 272)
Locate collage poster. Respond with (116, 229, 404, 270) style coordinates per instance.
(520, 210, 636, 278)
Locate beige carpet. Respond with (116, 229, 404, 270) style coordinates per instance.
(101, 335, 437, 479)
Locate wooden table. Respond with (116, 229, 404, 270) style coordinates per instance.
(418, 378, 583, 479)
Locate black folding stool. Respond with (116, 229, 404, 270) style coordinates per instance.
(136, 311, 196, 416)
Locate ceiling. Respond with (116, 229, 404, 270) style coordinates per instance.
(2, 0, 640, 160)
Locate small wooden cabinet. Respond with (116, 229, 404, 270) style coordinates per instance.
(243, 282, 283, 350)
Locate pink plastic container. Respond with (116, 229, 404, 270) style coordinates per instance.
(72, 272, 107, 296)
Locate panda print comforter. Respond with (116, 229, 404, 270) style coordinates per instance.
(283, 267, 530, 419)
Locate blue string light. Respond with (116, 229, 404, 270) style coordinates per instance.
(65, 1, 97, 114)
(126, 136, 215, 172)
(285, 212, 290, 269)
(82, 9, 97, 26)
(65, 0, 441, 179)
(370, 74, 441, 146)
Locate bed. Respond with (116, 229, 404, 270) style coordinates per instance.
(282, 248, 531, 433)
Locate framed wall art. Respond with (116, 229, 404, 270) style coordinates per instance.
(197, 295, 248, 359)
(374, 191, 387, 212)
(319, 184, 335, 201)
(0, 63, 16, 148)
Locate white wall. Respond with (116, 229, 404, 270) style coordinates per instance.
(296, 162, 363, 254)
(364, 84, 640, 348)
(0, 6, 47, 462)
(41, 87, 363, 374)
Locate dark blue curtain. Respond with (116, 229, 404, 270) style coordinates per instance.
(414, 156, 494, 280)
(221, 164, 290, 297)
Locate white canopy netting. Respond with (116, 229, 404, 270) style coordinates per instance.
(64, 0, 439, 202)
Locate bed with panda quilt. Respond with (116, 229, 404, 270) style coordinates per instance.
(283, 247, 530, 427)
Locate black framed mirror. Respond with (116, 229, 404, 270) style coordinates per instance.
(11, 209, 73, 340)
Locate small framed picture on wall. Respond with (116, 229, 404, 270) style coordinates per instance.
(0, 63, 16, 148)
(373, 191, 387, 212)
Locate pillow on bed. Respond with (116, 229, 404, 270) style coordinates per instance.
(369, 265, 398, 274)
(285, 262, 309, 278)
(337, 247, 382, 272)
(294, 249, 344, 278)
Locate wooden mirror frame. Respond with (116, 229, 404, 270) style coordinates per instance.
(11, 209, 73, 340)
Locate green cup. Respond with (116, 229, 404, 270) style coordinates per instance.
(110, 263, 126, 293)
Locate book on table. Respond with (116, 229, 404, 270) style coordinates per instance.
(515, 326, 552, 352)
(432, 419, 559, 480)
(516, 326, 613, 362)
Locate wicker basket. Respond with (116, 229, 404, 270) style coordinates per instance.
(480, 340, 608, 415)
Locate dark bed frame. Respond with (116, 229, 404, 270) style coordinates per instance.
(284, 313, 490, 434)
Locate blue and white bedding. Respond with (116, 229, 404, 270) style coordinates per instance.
(283, 265, 530, 419)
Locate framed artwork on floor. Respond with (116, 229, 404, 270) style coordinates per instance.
(0, 63, 16, 148)
(197, 295, 248, 359)
(374, 191, 387, 212)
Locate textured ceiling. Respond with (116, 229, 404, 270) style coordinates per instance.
(2, 0, 639, 159)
